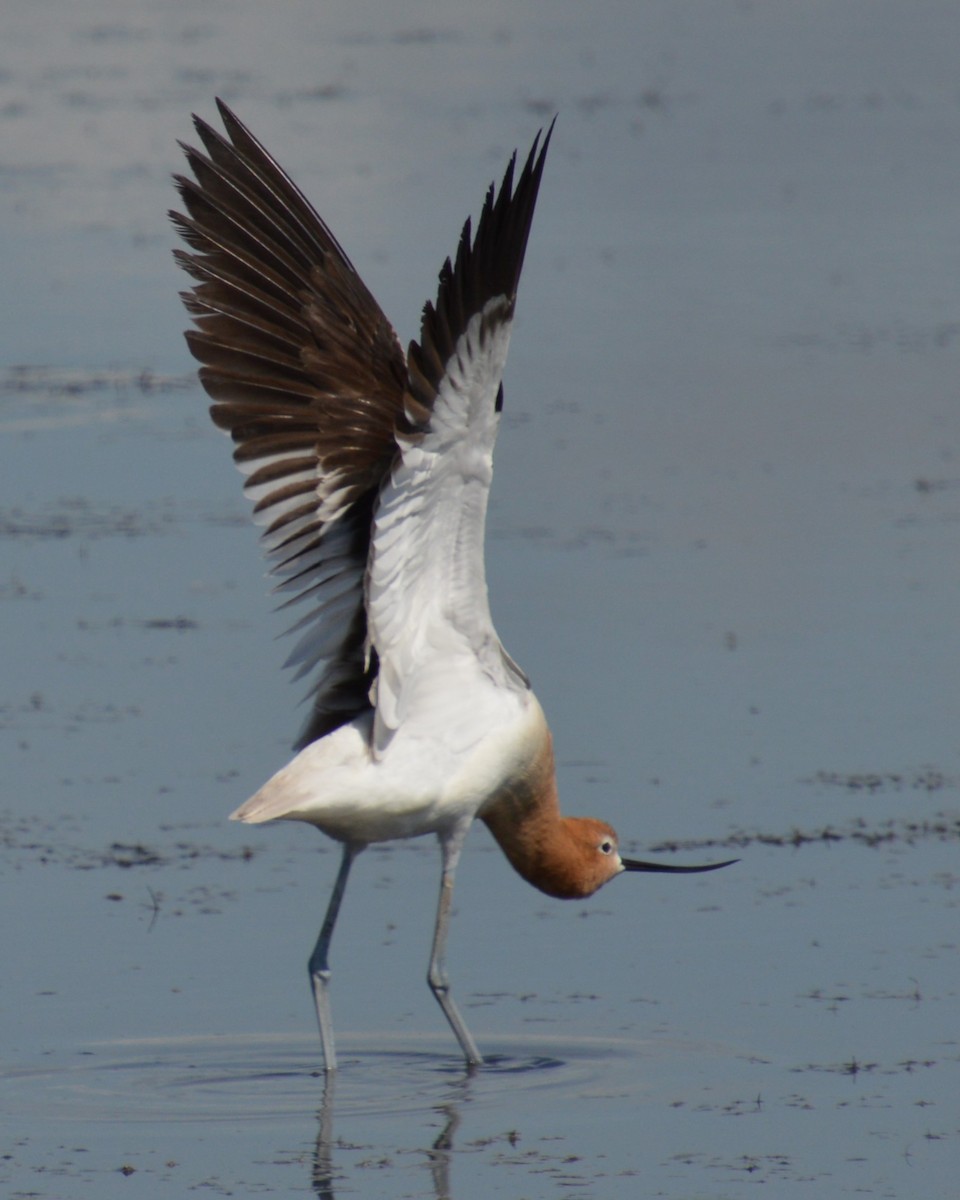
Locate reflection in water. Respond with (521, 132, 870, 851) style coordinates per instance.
(311, 1071, 336, 1200)
(425, 1095, 463, 1200)
(5, 1034, 648, 1194)
(311, 1068, 470, 1200)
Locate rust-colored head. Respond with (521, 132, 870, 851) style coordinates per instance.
(483, 813, 628, 900)
(534, 816, 627, 899)
(485, 810, 740, 899)
(478, 719, 737, 899)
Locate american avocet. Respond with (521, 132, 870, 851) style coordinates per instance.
(171, 102, 735, 1070)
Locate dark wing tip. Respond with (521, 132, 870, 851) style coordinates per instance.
(406, 120, 555, 417)
(464, 115, 554, 308)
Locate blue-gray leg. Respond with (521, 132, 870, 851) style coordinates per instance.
(308, 842, 360, 1072)
(428, 825, 483, 1067)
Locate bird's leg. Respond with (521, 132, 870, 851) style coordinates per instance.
(428, 825, 483, 1068)
(308, 842, 360, 1072)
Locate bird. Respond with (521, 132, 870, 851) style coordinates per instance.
(171, 101, 736, 1071)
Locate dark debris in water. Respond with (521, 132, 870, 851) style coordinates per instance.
(0, 496, 178, 540)
(804, 981, 929, 1007)
(73, 615, 200, 634)
(0, 813, 256, 873)
(806, 768, 957, 794)
(0, 692, 143, 731)
(0, 365, 194, 398)
(667, 1150, 798, 1184)
(92, 841, 254, 870)
(775, 319, 960, 355)
(0, 574, 43, 600)
(791, 1055, 940, 1078)
(140, 616, 199, 631)
(914, 475, 960, 494)
(648, 812, 960, 856)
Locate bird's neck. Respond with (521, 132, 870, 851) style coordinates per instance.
(479, 734, 596, 900)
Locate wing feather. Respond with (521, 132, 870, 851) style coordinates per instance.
(173, 101, 553, 755)
(171, 100, 406, 746)
(368, 124, 553, 749)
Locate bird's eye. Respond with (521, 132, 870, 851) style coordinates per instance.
(600, 839, 615, 856)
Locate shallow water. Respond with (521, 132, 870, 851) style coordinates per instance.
(2, 0, 959, 1196)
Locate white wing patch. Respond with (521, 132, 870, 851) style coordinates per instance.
(367, 300, 520, 752)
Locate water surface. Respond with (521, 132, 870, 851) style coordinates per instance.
(1, 1, 958, 1196)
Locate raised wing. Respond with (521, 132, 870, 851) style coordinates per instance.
(368, 123, 554, 749)
(171, 100, 408, 748)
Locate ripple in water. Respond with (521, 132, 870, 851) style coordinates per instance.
(2, 1031, 653, 1124)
